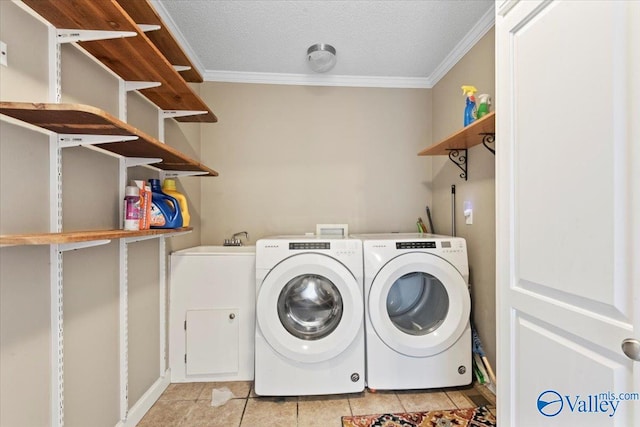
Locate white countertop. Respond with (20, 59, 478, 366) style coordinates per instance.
(171, 245, 256, 255)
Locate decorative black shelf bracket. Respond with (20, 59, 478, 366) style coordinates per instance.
(446, 148, 468, 181)
(480, 132, 495, 155)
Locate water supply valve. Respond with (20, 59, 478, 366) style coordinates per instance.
(223, 231, 249, 246)
(223, 238, 242, 246)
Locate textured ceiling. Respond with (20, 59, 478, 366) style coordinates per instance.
(151, 0, 494, 88)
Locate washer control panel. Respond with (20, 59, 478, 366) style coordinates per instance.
(289, 242, 330, 250)
(396, 241, 436, 249)
(257, 238, 362, 271)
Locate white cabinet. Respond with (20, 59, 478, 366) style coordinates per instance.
(170, 246, 256, 382)
(186, 309, 239, 376)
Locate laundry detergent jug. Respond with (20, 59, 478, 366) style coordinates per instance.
(162, 179, 190, 227)
(148, 179, 183, 228)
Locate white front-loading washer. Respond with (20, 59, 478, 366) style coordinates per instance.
(353, 233, 471, 390)
(254, 236, 364, 396)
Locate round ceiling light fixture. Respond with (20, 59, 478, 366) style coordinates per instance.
(307, 43, 337, 73)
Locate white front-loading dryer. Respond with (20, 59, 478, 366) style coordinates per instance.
(353, 233, 471, 390)
(255, 236, 364, 396)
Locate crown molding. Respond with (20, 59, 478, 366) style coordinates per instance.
(149, 0, 207, 75)
(427, 5, 496, 86)
(150, 0, 494, 89)
(202, 71, 433, 89)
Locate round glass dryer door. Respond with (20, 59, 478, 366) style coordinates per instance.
(368, 252, 470, 357)
(257, 253, 363, 363)
(386, 272, 449, 336)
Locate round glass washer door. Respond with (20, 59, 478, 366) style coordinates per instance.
(277, 274, 343, 340)
(368, 252, 470, 357)
(257, 253, 363, 364)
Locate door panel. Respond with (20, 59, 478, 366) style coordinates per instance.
(497, 1, 638, 425)
(515, 315, 631, 420)
(186, 309, 239, 376)
(514, 0, 626, 314)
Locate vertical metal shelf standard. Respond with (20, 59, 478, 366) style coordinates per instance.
(4, 9, 206, 426)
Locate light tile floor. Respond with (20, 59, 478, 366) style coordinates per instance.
(136, 382, 495, 426)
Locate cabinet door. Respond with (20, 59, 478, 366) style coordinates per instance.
(186, 309, 239, 376)
(496, 1, 639, 426)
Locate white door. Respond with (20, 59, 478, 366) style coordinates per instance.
(496, 1, 639, 426)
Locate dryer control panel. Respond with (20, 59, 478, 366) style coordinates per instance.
(395, 240, 465, 253)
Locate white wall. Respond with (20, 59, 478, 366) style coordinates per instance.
(432, 28, 496, 370)
(195, 33, 496, 370)
(199, 82, 433, 244)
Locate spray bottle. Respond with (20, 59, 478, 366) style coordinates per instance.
(461, 85, 478, 126)
(477, 94, 491, 119)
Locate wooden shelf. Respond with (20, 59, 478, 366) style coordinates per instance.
(0, 227, 193, 246)
(115, 0, 202, 83)
(418, 112, 495, 156)
(0, 102, 219, 176)
(22, 0, 216, 123)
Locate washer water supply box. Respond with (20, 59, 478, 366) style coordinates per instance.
(315, 223, 349, 236)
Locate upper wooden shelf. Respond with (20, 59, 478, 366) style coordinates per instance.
(114, 0, 203, 83)
(0, 102, 218, 176)
(0, 227, 192, 246)
(22, 0, 216, 123)
(418, 112, 495, 156)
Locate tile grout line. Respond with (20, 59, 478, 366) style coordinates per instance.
(447, 392, 457, 410)
(446, 391, 459, 409)
(239, 384, 257, 427)
(238, 396, 249, 427)
(395, 392, 408, 413)
(176, 401, 196, 427)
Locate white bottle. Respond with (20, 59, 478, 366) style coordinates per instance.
(123, 185, 140, 231)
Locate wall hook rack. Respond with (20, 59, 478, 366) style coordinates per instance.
(446, 148, 468, 181)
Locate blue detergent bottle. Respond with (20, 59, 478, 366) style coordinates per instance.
(462, 85, 478, 126)
(148, 179, 183, 228)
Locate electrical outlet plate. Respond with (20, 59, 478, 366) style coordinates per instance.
(464, 201, 473, 225)
(0, 41, 7, 67)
